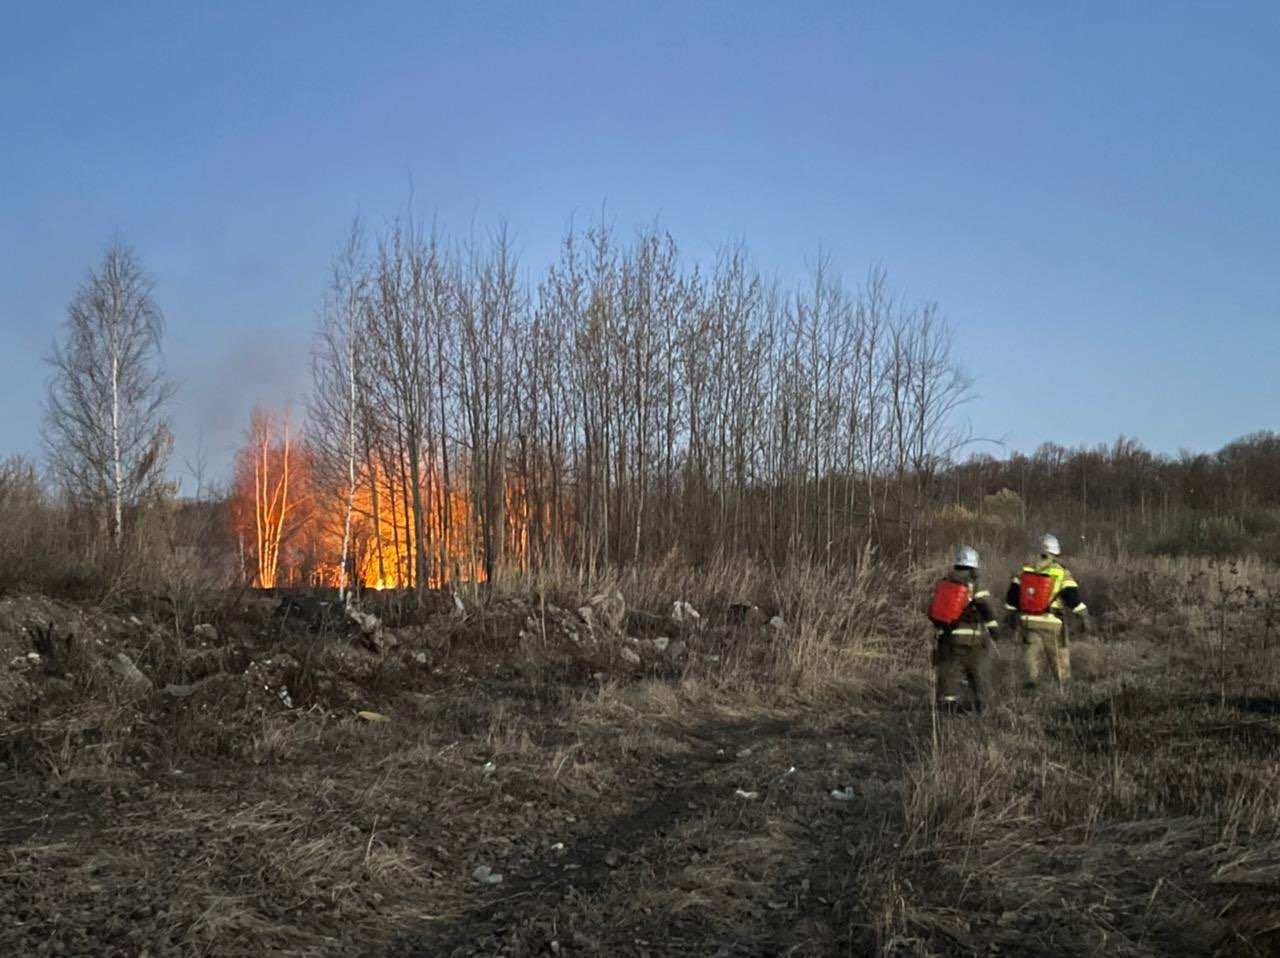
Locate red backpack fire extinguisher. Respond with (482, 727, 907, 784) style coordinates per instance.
(928, 579, 971, 628)
(1018, 571, 1055, 615)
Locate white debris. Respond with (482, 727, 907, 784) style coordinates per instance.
(768, 616, 787, 632)
(620, 647, 642, 666)
(831, 787, 856, 801)
(652, 636, 670, 653)
(671, 600, 701, 625)
(276, 686, 294, 708)
(550, 842, 565, 854)
(734, 789, 760, 800)
(482, 761, 497, 776)
(345, 605, 382, 636)
(107, 652, 152, 696)
(736, 747, 752, 759)
(471, 864, 504, 885)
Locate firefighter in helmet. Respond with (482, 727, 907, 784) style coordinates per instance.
(1006, 533, 1089, 690)
(927, 545, 1001, 714)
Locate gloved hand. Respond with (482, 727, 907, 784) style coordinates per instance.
(987, 625, 1000, 643)
(1075, 612, 1090, 636)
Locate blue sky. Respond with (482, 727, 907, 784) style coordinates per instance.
(2, 1, 1277, 488)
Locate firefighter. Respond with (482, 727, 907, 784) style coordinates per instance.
(1006, 533, 1089, 690)
(927, 545, 1001, 714)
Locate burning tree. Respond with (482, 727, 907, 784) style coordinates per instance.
(230, 408, 311, 588)
(304, 215, 974, 588)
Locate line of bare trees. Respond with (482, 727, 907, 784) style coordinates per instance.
(308, 218, 974, 591)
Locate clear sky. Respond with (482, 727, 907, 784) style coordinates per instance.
(3, 1, 1277, 489)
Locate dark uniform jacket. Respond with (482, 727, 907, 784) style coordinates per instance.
(937, 574, 1001, 646)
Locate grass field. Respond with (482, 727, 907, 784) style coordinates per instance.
(0, 552, 1276, 956)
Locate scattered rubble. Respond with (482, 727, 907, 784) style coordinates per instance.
(589, 591, 626, 633)
(671, 600, 701, 626)
(107, 651, 152, 697)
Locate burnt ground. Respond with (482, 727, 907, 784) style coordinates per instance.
(0, 687, 914, 956)
(0, 590, 1277, 956)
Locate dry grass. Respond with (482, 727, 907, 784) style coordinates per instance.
(1, 548, 1278, 954)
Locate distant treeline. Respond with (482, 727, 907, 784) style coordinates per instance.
(940, 433, 1280, 560)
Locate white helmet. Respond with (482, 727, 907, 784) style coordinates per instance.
(953, 544, 980, 569)
(1039, 533, 1061, 557)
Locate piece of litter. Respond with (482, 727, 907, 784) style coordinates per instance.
(785, 766, 797, 776)
(830, 787, 856, 801)
(734, 789, 759, 800)
(736, 747, 752, 759)
(357, 710, 390, 722)
(550, 842, 565, 853)
(471, 865, 504, 885)
(482, 761, 496, 776)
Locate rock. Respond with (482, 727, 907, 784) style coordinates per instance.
(347, 605, 395, 653)
(768, 616, 787, 632)
(652, 636, 670, 653)
(589, 591, 626, 633)
(620, 647, 642, 666)
(192, 623, 218, 642)
(671, 600, 701, 626)
(472, 864, 504, 885)
(345, 605, 381, 636)
(107, 652, 151, 697)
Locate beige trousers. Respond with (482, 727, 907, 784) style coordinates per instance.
(1021, 616, 1069, 686)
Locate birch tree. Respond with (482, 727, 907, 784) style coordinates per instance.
(44, 239, 174, 547)
(311, 223, 369, 602)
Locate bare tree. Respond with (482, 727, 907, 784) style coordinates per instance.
(311, 222, 369, 602)
(44, 238, 174, 547)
